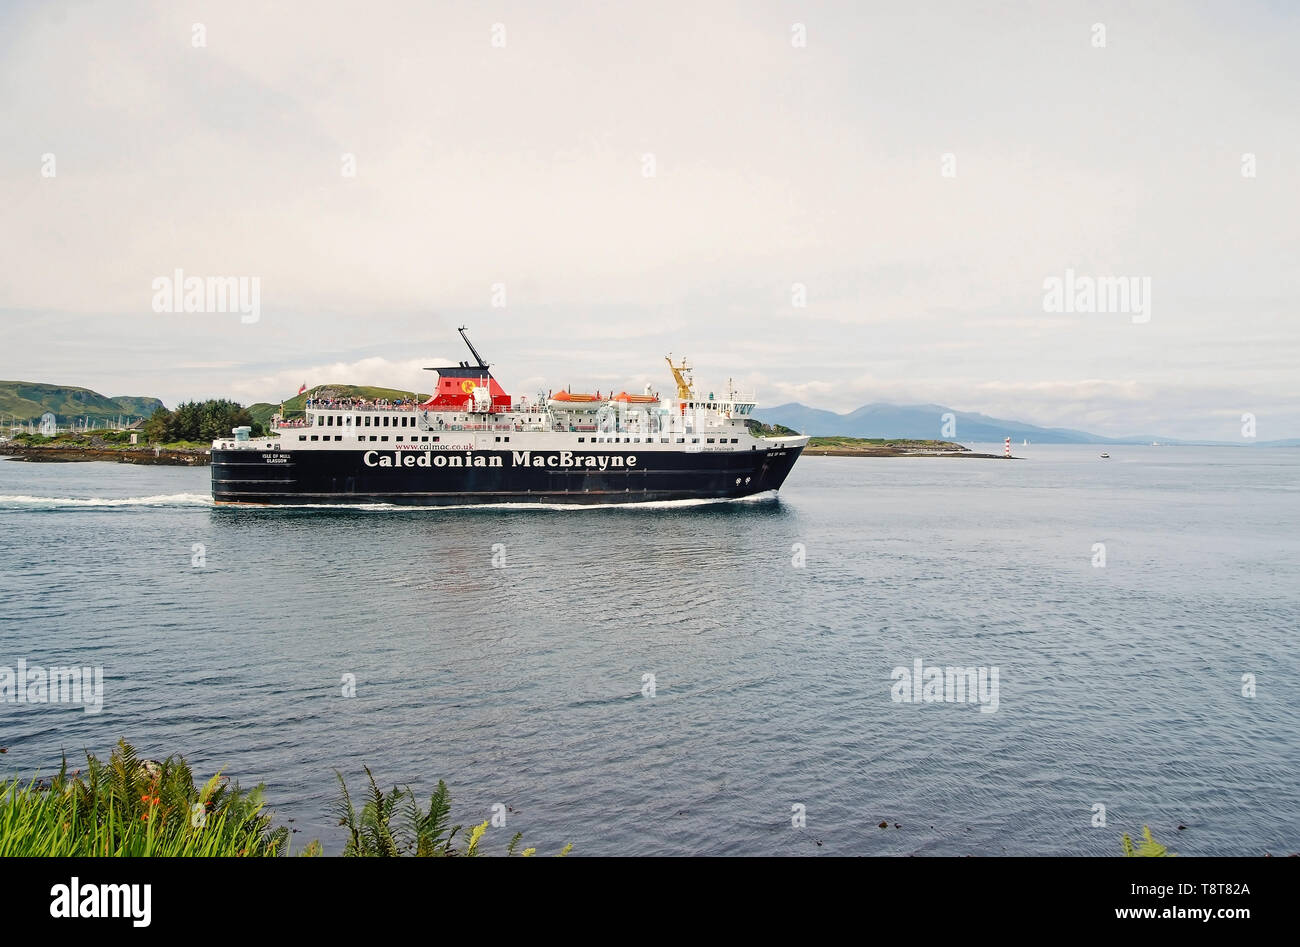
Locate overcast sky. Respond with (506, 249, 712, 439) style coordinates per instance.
(2, 1, 1297, 440)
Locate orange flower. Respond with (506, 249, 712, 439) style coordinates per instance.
(140, 813, 149, 821)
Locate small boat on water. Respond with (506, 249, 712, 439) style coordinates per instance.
(1100, 452, 1110, 459)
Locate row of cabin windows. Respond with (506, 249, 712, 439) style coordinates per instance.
(321, 414, 416, 427)
(683, 402, 752, 414)
(683, 402, 754, 415)
(299, 432, 743, 446)
(320, 412, 752, 430)
(573, 436, 740, 444)
(302, 435, 444, 443)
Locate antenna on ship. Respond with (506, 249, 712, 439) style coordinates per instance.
(458, 326, 489, 369)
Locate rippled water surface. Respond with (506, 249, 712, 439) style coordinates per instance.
(2, 446, 1297, 855)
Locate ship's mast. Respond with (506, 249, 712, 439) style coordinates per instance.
(666, 354, 694, 401)
(459, 326, 489, 369)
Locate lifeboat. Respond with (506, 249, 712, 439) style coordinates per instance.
(611, 391, 658, 404)
(549, 390, 607, 412)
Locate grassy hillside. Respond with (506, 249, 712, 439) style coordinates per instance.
(110, 395, 167, 417)
(248, 384, 431, 426)
(0, 381, 165, 425)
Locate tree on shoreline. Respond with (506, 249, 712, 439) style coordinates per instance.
(144, 400, 265, 443)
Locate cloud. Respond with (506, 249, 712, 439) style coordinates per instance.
(225, 356, 453, 405)
(1, 1, 1297, 438)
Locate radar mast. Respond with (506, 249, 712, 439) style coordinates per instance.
(666, 354, 695, 400)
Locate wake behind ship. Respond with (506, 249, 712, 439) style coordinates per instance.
(210, 329, 808, 506)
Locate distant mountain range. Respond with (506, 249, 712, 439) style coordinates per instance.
(4, 381, 1295, 447)
(757, 402, 1300, 447)
(0, 381, 165, 426)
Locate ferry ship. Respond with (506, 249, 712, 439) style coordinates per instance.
(210, 329, 808, 506)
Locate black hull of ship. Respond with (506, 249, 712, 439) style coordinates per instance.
(211, 446, 804, 506)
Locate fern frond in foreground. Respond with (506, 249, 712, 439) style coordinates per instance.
(1121, 825, 1177, 857)
(0, 742, 571, 857)
(0, 740, 287, 857)
(334, 768, 571, 857)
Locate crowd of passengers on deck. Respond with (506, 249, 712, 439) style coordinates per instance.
(305, 396, 419, 410)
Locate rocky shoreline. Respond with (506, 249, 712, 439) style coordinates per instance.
(0, 444, 210, 466)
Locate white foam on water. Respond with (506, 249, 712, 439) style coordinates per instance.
(217, 491, 782, 513)
(0, 492, 213, 509)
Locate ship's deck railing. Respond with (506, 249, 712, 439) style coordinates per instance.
(304, 400, 420, 412)
(270, 421, 552, 434)
(302, 401, 551, 413)
(274, 400, 757, 433)
(214, 438, 284, 450)
(692, 393, 757, 405)
(297, 397, 755, 413)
